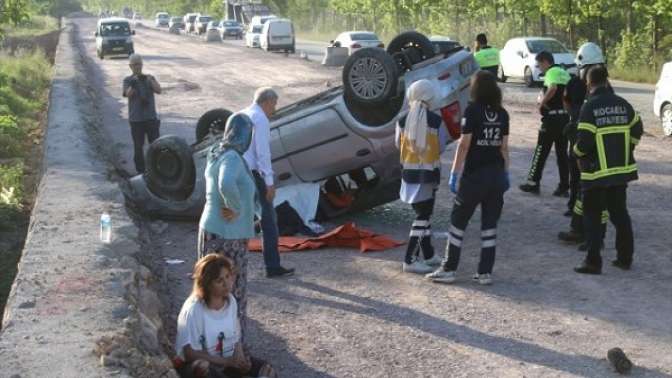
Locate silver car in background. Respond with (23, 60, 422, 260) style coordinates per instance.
(125, 32, 476, 219)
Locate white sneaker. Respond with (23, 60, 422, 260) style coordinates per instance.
(402, 261, 434, 274)
(423, 255, 443, 267)
(425, 269, 456, 283)
(473, 273, 493, 285)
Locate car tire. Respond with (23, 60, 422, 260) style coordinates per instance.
(195, 108, 233, 143)
(386, 31, 435, 70)
(343, 47, 398, 105)
(498, 65, 507, 83)
(145, 136, 195, 200)
(661, 103, 672, 137)
(524, 66, 535, 87)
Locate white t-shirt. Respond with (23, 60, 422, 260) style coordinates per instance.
(175, 294, 241, 359)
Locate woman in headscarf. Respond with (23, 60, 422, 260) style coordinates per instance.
(396, 79, 448, 274)
(197, 113, 257, 342)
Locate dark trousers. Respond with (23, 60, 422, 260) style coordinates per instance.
(583, 185, 634, 266)
(130, 119, 160, 173)
(527, 116, 569, 187)
(444, 166, 505, 274)
(568, 143, 581, 211)
(483, 65, 498, 77)
(405, 195, 436, 264)
(252, 171, 281, 271)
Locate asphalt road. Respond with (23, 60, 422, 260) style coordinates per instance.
(79, 18, 671, 377)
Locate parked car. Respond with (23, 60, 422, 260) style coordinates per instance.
(168, 16, 184, 33)
(260, 18, 295, 53)
(183, 13, 199, 34)
(95, 17, 135, 59)
(132, 12, 143, 27)
(332, 31, 384, 56)
(195, 15, 212, 34)
(245, 23, 262, 48)
(654, 61, 672, 136)
(250, 14, 277, 26)
(155, 12, 170, 27)
(499, 37, 578, 87)
(124, 32, 476, 220)
(204, 21, 221, 42)
(429, 36, 461, 56)
(218, 19, 243, 39)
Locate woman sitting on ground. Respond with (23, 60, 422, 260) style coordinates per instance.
(175, 254, 276, 378)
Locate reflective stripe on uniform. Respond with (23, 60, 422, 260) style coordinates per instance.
(580, 164, 638, 181)
(482, 239, 496, 248)
(412, 220, 430, 227)
(481, 229, 496, 237)
(449, 225, 464, 237)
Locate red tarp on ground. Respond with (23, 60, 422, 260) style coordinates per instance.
(248, 222, 404, 253)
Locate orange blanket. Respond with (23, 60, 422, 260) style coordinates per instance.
(248, 222, 404, 253)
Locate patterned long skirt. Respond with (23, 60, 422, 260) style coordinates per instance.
(198, 229, 248, 343)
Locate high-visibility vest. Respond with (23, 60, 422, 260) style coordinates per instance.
(474, 47, 500, 68)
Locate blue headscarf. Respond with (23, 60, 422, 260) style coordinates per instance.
(209, 113, 254, 161)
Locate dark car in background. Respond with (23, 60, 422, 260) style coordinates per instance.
(168, 17, 184, 33)
(218, 19, 243, 39)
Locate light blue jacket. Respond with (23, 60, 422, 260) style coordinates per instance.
(199, 150, 257, 239)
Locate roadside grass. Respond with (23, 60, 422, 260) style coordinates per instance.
(3, 15, 59, 38)
(0, 49, 52, 318)
(609, 66, 659, 84)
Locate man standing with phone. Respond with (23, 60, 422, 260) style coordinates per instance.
(123, 54, 162, 174)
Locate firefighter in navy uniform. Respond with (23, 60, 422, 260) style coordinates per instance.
(573, 66, 642, 274)
(520, 51, 571, 196)
(558, 42, 609, 246)
(473, 34, 500, 77)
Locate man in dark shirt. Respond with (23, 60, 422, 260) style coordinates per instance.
(123, 54, 162, 174)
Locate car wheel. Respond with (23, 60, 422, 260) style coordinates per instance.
(343, 47, 398, 105)
(524, 66, 535, 87)
(498, 65, 507, 83)
(661, 103, 672, 137)
(386, 31, 435, 71)
(145, 136, 195, 201)
(195, 108, 233, 143)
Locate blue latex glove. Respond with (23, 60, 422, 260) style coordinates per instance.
(503, 171, 510, 192)
(449, 171, 459, 194)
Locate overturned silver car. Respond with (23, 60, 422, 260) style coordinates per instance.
(125, 32, 477, 220)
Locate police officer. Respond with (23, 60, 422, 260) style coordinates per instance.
(573, 66, 642, 274)
(520, 51, 571, 196)
(426, 71, 510, 285)
(558, 42, 609, 245)
(473, 33, 500, 78)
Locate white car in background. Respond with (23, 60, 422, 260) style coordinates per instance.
(204, 21, 220, 42)
(154, 12, 169, 27)
(333, 31, 384, 56)
(260, 18, 295, 53)
(245, 23, 262, 48)
(499, 37, 578, 87)
(654, 61, 672, 136)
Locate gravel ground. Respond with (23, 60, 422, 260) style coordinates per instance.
(73, 18, 672, 377)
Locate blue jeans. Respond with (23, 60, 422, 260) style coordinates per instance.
(253, 171, 281, 271)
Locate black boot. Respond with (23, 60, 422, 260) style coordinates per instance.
(519, 182, 540, 194)
(574, 260, 602, 275)
(552, 185, 569, 197)
(558, 230, 584, 244)
(611, 259, 632, 271)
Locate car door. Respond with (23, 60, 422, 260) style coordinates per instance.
(276, 108, 375, 182)
(500, 40, 515, 76)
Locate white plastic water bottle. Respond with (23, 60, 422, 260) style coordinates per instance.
(100, 212, 112, 243)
